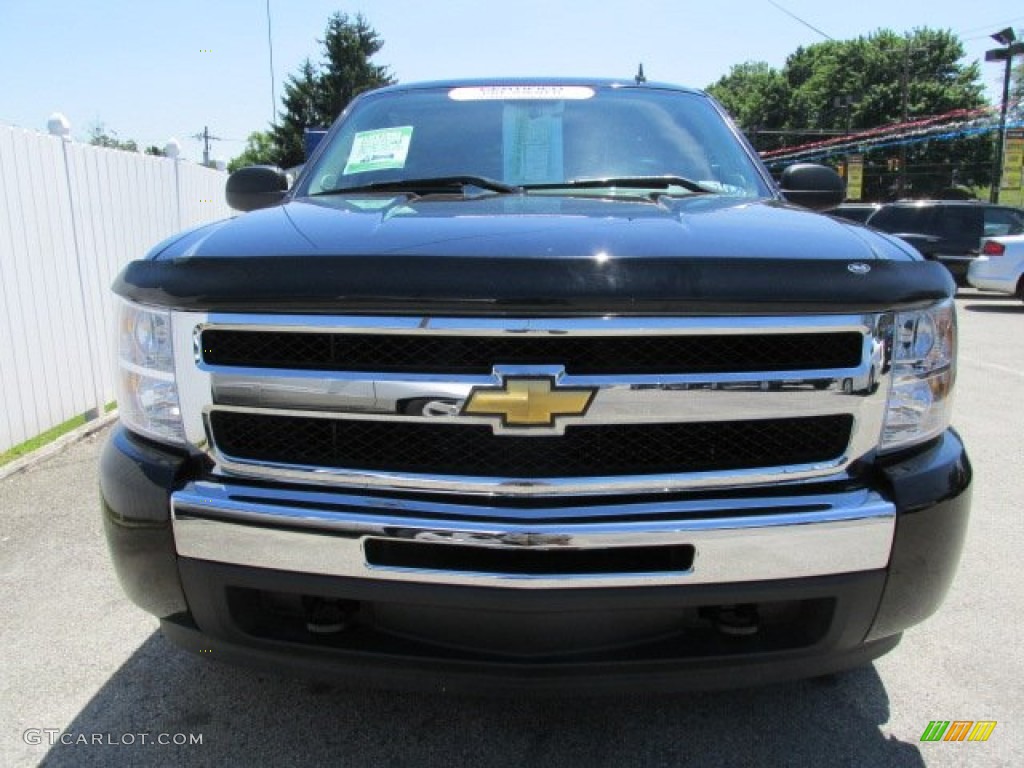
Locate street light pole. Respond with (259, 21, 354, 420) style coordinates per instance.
(894, 37, 931, 198)
(986, 28, 1024, 203)
(833, 95, 854, 136)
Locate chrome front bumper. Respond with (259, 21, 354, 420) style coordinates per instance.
(172, 482, 895, 589)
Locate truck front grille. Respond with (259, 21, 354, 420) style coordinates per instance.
(210, 411, 854, 478)
(175, 312, 887, 495)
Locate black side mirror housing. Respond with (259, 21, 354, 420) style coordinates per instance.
(779, 163, 845, 211)
(226, 165, 289, 212)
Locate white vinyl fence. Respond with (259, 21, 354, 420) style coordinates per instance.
(0, 125, 234, 454)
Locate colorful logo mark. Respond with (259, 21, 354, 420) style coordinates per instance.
(920, 721, 997, 742)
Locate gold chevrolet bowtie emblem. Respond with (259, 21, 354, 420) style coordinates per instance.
(462, 378, 595, 427)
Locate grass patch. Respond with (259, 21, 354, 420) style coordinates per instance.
(0, 402, 116, 468)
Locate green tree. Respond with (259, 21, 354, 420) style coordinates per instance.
(707, 62, 790, 152)
(228, 130, 276, 172)
(269, 13, 395, 168)
(708, 28, 992, 200)
(87, 121, 138, 152)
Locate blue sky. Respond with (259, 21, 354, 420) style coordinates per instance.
(1, 0, 1021, 163)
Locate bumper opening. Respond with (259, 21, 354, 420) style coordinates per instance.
(224, 584, 835, 661)
(364, 539, 696, 577)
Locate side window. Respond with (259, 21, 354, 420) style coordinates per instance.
(984, 208, 1024, 237)
(870, 206, 932, 233)
(937, 207, 981, 239)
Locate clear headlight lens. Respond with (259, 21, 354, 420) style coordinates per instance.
(880, 300, 956, 452)
(115, 299, 186, 444)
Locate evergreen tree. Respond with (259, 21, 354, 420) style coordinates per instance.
(267, 13, 395, 169)
(315, 13, 394, 122)
(271, 59, 320, 169)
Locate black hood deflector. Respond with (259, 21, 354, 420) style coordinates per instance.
(114, 256, 954, 316)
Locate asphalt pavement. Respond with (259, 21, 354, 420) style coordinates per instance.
(1, 289, 1021, 767)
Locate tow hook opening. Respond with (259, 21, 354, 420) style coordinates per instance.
(701, 604, 761, 637)
(303, 596, 359, 635)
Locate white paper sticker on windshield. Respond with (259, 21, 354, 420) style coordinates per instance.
(343, 126, 414, 175)
(449, 86, 594, 101)
(503, 103, 564, 184)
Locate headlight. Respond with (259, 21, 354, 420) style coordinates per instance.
(115, 299, 186, 444)
(880, 300, 956, 452)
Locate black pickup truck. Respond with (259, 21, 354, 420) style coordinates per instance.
(101, 79, 971, 693)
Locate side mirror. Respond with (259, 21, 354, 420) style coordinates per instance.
(779, 163, 845, 211)
(226, 165, 289, 212)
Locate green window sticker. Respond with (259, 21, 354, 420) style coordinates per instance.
(343, 126, 414, 175)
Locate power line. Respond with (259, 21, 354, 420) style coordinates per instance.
(765, 0, 834, 41)
(958, 15, 1024, 37)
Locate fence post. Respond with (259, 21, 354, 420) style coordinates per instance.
(50, 113, 105, 421)
(165, 138, 182, 231)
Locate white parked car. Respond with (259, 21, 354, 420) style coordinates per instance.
(968, 234, 1024, 302)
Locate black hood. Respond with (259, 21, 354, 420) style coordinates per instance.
(148, 194, 917, 262)
(115, 193, 952, 315)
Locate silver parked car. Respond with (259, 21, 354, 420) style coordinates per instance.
(968, 234, 1024, 302)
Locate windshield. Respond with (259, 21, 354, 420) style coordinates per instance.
(297, 84, 772, 199)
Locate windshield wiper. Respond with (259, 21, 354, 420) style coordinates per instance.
(312, 175, 521, 197)
(522, 176, 715, 194)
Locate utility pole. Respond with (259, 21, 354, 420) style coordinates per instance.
(191, 126, 224, 167)
(896, 37, 932, 198)
(898, 38, 910, 198)
(832, 95, 855, 184)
